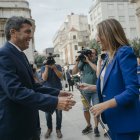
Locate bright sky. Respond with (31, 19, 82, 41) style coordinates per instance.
(29, 0, 92, 53)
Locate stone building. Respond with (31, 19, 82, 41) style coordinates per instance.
(130, 0, 140, 37)
(89, 0, 139, 40)
(0, 0, 35, 63)
(53, 13, 90, 66)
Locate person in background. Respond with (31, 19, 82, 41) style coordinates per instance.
(80, 18, 140, 140)
(41, 60, 63, 139)
(72, 48, 100, 137)
(66, 67, 73, 91)
(61, 67, 67, 91)
(30, 63, 41, 140)
(0, 16, 76, 140)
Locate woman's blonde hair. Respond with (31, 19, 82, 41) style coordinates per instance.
(97, 18, 129, 57)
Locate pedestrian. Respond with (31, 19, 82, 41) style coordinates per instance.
(0, 16, 76, 140)
(66, 67, 73, 91)
(79, 18, 140, 140)
(41, 59, 63, 138)
(72, 48, 100, 137)
(61, 67, 67, 91)
(30, 63, 42, 139)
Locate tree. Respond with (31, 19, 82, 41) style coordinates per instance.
(130, 38, 140, 57)
(89, 39, 101, 54)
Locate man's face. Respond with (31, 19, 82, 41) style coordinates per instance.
(91, 49, 96, 59)
(87, 53, 92, 61)
(11, 23, 33, 51)
(87, 50, 96, 61)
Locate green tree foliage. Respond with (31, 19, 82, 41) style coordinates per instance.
(130, 38, 140, 57)
(34, 55, 46, 68)
(89, 39, 101, 54)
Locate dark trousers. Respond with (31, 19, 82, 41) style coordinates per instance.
(68, 79, 73, 91)
(29, 112, 41, 140)
(28, 135, 40, 140)
(45, 109, 62, 130)
(36, 113, 41, 135)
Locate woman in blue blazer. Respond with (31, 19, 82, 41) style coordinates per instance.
(80, 19, 140, 140)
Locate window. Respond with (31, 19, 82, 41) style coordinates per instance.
(130, 28, 137, 39)
(74, 45, 78, 50)
(119, 16, 125, 22)
(108, 3, 114, 10)
(128, 3, 134, 9)
(129, 16, 135, 21)
(118, 4, 124, 10)
(90, 14, 92, 21)
(73, 35, 76, 39)
(130, 28, 136, 34)
(108, 16, 115, 19)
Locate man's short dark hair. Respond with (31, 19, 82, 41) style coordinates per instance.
(5, 16, 32, 40)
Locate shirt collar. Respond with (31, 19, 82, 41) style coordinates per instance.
(8, 41, 22, 52)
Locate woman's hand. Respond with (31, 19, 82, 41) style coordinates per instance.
(79, 83, 96, 92)
(90, 99, 117, 117)
(90, 102, 107, 117)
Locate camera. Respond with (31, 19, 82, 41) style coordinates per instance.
(100, 53, 107, 60)
(77, 48, 92, 62)
(43, 53, 59, 65)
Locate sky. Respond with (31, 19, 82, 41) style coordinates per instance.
(28, 0, 92, 53)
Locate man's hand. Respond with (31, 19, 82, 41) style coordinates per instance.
(57, 97, 76, 111)
(59, 90, 73, 98)
(48, 64, 56, 69)
(84, 55, 90, 63)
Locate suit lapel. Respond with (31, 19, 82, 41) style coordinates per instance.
(102, 55, 116, 92)
(20, 52, 33, 76)
(98, 57, 109, 80)
(6, 42, 34, 80)
(19, 52, 34, 77)
(97, 57, 108, 101)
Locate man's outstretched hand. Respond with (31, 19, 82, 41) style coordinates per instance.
(57, 91, 76, 111)
(59, 90, 73, 98)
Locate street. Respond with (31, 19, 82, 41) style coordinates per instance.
(39, 87, 109, 140)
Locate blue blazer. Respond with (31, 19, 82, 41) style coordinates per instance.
(97, 46, 140, 133)
(0, 42, 59, 140)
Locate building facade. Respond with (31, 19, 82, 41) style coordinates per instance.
(53, 13, 90, 66)
(0, 0, 35, 63)
(130, 0, 140, 37)
(89, 0, 139, 40)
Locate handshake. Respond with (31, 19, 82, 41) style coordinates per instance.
(56, 83, 96, 112)
(57, 91, 76, 111)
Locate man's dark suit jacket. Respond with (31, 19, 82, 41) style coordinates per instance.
(0, 42, 59, 140)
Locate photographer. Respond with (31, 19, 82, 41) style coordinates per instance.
(41, 55, 63, 139)
(72, 48, 100, 137)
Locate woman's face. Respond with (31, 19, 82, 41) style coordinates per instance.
(96, 33, 106, 51)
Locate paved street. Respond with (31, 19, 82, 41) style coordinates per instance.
(39, 87, 109, 140)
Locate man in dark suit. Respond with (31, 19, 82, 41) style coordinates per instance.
(0, 16, 76, 140)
